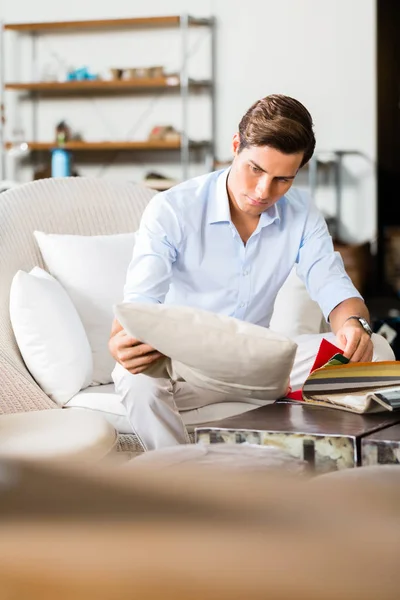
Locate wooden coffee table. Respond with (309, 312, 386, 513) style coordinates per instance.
(195, 402, 400, 473)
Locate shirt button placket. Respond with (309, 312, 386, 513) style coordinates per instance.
(237, 243, 251, 317)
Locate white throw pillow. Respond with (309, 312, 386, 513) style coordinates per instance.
(9, 267, 93, 405)
(114, 303, 297, 400)
(34, 231, 136, 385)
(270, 268, 328, 337)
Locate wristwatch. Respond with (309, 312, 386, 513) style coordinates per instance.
(345, 316, 373, 337)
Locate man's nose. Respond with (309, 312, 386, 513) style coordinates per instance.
(255, 175, 272, 199)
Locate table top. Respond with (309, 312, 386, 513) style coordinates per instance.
(362, 422, 400, 443)
(196, 402, 400, 440)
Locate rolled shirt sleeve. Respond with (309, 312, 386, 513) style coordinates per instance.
(295, 201, 363, 321)
(123, 192, 184, 304)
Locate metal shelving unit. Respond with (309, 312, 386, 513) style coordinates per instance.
(0, 14, 216, 182)
(308, 150, 366, 242)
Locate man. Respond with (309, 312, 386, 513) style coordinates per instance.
(109, 94, 393, 450)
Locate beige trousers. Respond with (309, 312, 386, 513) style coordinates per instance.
(112, 332, 395, 450)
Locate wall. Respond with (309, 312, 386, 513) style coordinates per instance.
(0, 0, 376, 243)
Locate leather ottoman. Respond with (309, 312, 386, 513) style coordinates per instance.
(0, 409, 117, 463)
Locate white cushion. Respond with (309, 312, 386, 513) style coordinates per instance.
(66, 384, 133, 434)
(9, 267, 93, 406)
(34, 231, 136, 386)
(114, 303, 297, 400)
(270, 268, 328, 336)
(0, 409, 117, 463)
(65, 384, 260, 434)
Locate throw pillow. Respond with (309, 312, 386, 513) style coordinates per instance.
(270, 268, 328, 336)
(114, 303, 297, 400)
(34, 231, 136, 385)
(9, 267, 93, 405)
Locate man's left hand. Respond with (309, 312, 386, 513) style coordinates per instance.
(335, 321, 373, 362)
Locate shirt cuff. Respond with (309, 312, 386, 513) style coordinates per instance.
(122, 293, 161, 305)
(317, 281, 363, 322)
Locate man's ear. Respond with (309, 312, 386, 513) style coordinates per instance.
(232, 133, 240, 156)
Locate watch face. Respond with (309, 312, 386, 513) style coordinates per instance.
(359, 318, 373, 335)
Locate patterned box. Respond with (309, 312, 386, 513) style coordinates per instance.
(195, 403, 400, 474)
(362, 424, 400, 466)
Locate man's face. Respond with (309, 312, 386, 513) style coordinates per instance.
(227, 134, 304, 218)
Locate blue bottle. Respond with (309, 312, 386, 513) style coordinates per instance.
(51, 148, 71, 177)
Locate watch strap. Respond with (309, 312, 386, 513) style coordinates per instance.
(345, 315, 373, 336)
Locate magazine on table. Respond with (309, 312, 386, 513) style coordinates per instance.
(293, 339, 400, 414)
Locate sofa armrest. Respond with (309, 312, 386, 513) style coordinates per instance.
(0, 350, 55, 414)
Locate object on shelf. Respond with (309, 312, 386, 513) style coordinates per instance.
(148, 125, 181, 143)
(55, 120, 71, 144)
(124, 68, 139, 79)
(111, 65, 166, 80)
(164, 73, 180, 86)
(110, 68, 124, 80)
(130, 67, 148, 78)
(144, 171, 178, 191)
(51, 148, 71, 178)
(148, 65, 164, 78)
(6, 126, 29, 158)
(125, 65, 165, 79)
(66, 66, 98, 81)
(70, 132, 84, 142)
(55, 121, 83, 145)
(6, 142, 29, 158)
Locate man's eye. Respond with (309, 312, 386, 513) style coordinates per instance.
(278, 178, 289, 183)
(250, 165, 261, 173)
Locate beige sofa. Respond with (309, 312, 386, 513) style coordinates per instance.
(0, 177, 328, 454)
(0, 177, 158, 453)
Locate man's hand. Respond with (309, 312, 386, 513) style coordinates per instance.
(335, 320, 373, 362)
(109, 320, 164, 375)
(329, 298, 373, 362)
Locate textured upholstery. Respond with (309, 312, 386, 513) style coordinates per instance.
(0, 177, 156, 451)
(0, 409, 118, 462)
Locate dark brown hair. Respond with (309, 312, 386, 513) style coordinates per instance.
(238, 94, 315, 167)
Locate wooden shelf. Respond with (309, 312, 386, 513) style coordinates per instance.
(2, 15, 215, 177)
(143, 179, 178, 191)
(4, 16, 212, 32)
(5, 140, 211, 151)
(5, 78, 211, 94)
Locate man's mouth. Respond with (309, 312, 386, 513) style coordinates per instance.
(246, 196, 269, 207)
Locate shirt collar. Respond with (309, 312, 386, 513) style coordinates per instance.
(207, 168, 232, 224)
(259, 201, 281, 227)
(208, 168, 281, 227)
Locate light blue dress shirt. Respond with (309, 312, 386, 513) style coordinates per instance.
(124, 168, 362, 326)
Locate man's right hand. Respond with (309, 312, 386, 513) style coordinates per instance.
(109, 319, 164, 375)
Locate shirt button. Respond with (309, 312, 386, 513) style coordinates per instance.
(239, 302, 246, 308)
(242, 270, 249, 276)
